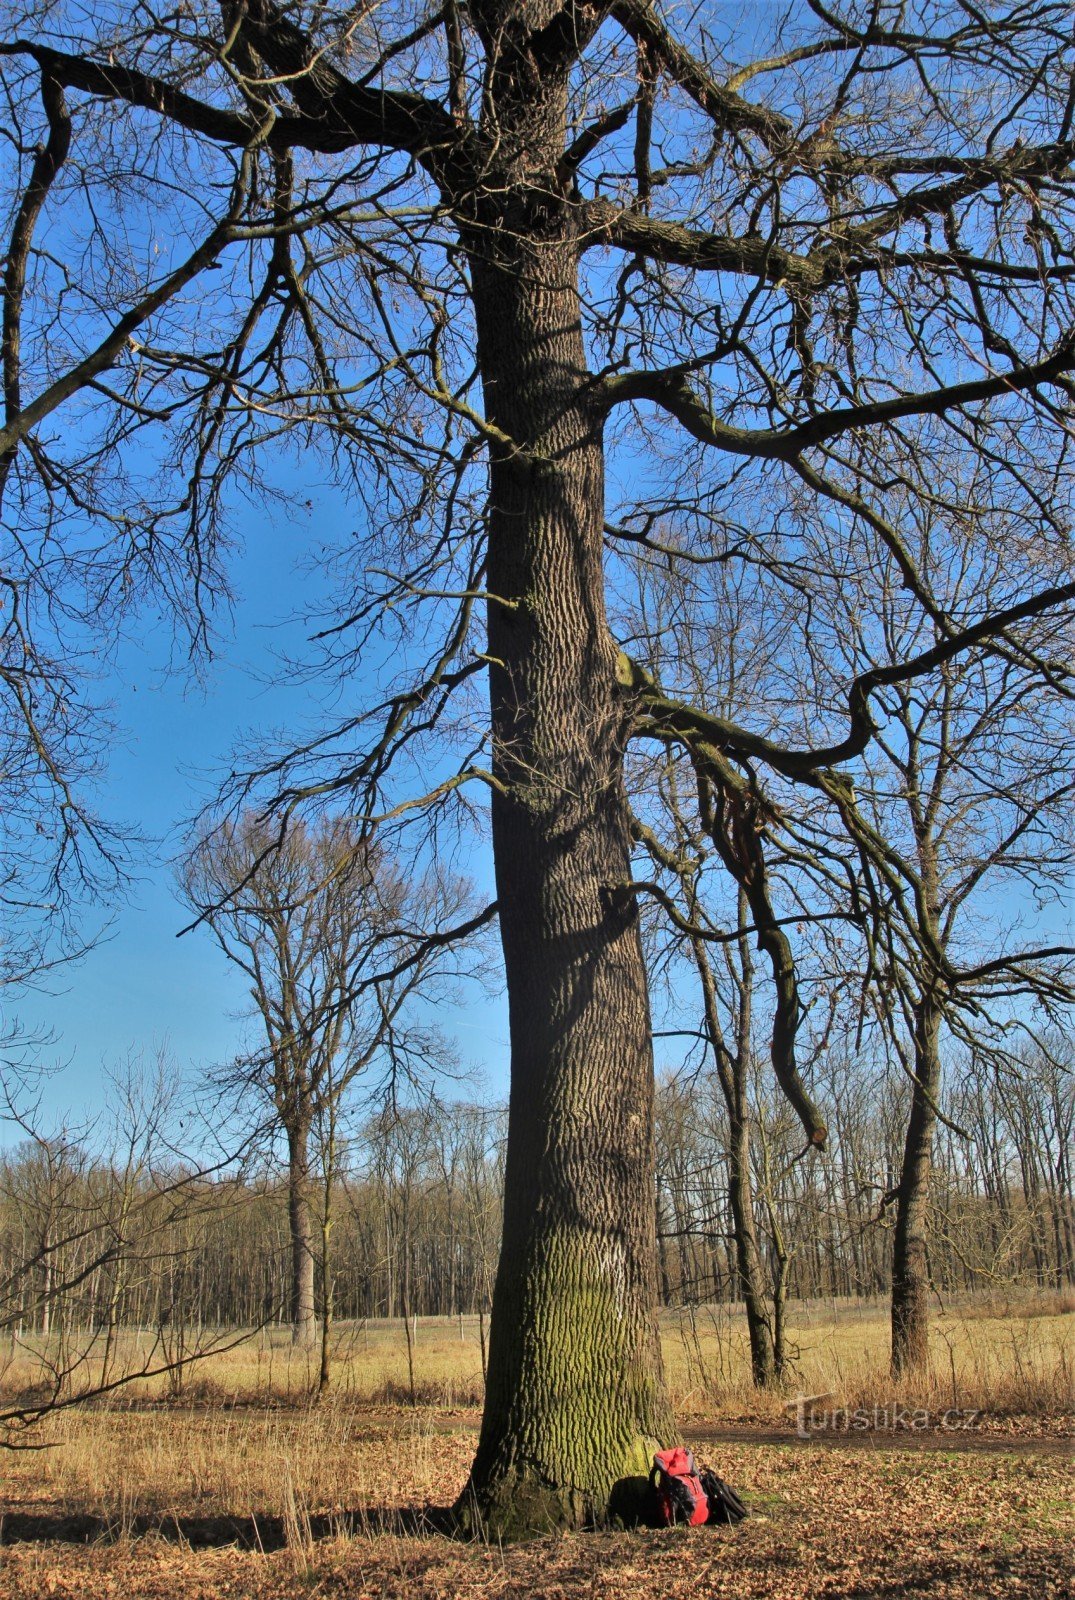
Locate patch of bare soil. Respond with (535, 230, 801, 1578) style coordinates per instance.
(681, 1422, 1074, 1454)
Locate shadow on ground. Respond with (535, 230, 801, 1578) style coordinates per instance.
(0, 1505, 458, 1549)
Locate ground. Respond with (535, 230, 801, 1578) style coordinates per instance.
(1, 1298, 1071, 1597)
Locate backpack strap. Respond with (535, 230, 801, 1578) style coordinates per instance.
(699, 1469, 748, 1525)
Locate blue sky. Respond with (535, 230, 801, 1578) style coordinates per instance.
(4, 485, 510, 1136)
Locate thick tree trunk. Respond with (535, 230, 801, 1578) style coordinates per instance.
(891, 996, 941, 1376)
(286, 1120, 316, 1348)
(459, 225, 674, 1534)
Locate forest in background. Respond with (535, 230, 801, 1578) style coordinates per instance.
(4, 1042, 1070, 1357)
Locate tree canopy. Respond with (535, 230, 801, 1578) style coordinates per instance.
(1, 0, 1072, 1533)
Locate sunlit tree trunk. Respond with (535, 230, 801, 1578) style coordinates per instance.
(891, 994, 941, 1375)
(286, 1118, 316, 1347)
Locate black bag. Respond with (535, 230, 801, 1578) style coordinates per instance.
(699, 1468, 748, 1526)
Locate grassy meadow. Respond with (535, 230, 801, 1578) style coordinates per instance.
(0, 1294, 1071, 1598)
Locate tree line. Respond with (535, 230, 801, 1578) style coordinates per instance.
(4, 1049, 1069, 1360)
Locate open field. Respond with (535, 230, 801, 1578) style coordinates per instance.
(1, 1297, 1071, 1598)
(5, 1291, 1072, 1421)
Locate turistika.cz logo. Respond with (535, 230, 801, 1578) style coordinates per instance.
(788, 1393, 981, 1438)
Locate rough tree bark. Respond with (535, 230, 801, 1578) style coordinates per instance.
(460, 214, 674, 1533)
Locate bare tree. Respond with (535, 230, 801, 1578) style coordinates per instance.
(1, 0, 1073, 1530)
(636, 786, 806, 1388)
(0, 1052, 254, 1446)
(802, 511, 1073, 1372)
(630, 443, 1073, 1378)
(182, 812, 488, 1348)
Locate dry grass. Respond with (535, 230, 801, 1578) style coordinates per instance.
(5, 1293, 1072, 1427)
(0, 1295, 1069, 1537)
(0, 1436, 1071, 1600)
(12, 1402, 467, 1525)
(661, 1294, 1074, 1423)
(0, 1296, 1070, 1600)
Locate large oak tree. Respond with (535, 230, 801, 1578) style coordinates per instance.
(2, 0, 1073, 1533)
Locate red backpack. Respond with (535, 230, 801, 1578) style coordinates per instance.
(649, 1447, 710, 1526)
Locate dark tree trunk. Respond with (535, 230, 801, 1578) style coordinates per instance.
(39, 1235, 52, 1338)
(459, 218, 674, 1533)
(891, 996, 942, 1376)
(691, 912, 776, 1387)
(286, 1119, 316, 1347)
(318, 1208, 333, 1394)
(728, 1110, 777, 1386)
(656, 1189, 674, 1305)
